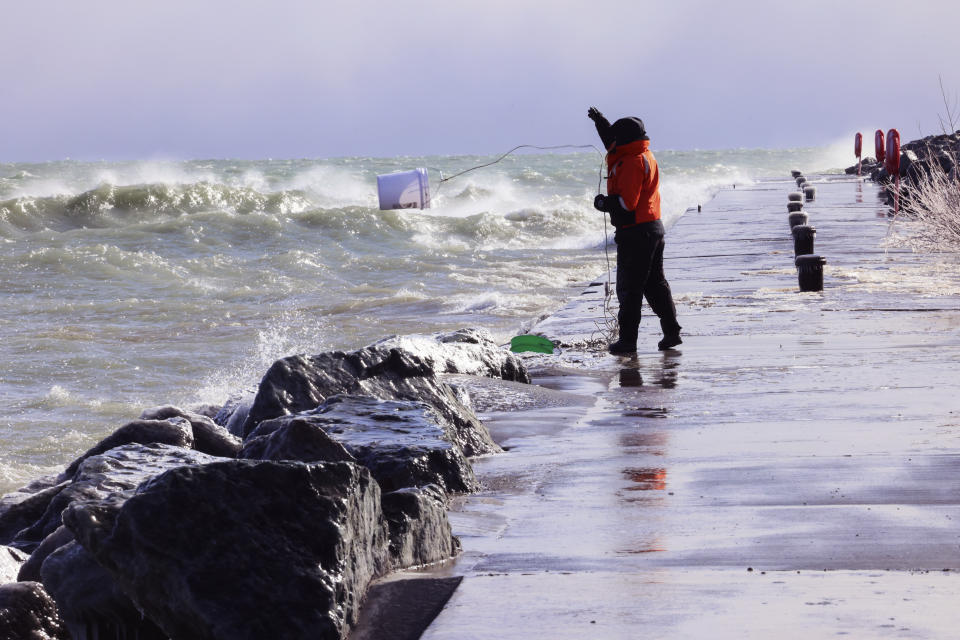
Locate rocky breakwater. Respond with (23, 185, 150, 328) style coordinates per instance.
(847, 130, 960, 207)
(0, 328, 527, 640)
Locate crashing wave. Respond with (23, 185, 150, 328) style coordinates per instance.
(0, 181, 314, 233)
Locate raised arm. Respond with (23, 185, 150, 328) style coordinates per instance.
(587, 107, 614, 150)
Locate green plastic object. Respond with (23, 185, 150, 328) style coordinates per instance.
(509, 335, 555, 354)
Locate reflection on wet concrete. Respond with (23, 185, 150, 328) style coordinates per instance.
(619, 431, 669, 453)
(624, 407, 669, 418)
(618, 367, 642, 387)
(623, 467, 667, 491)
(616, 355, 679, 390)
(654, 354, 680, 389)
(423, 178, 960, 639)
(619, 545, 666, 554)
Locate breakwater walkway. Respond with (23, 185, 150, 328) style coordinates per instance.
(416, 177, 960, 638)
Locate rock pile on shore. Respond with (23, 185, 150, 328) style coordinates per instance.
(847, 130, 960, 206)
(0, 328, 527, 640)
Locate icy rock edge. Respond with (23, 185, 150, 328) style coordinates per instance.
(0, 328, 527, 639)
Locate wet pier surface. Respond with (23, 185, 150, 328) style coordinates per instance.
(416, 178, 960, 638)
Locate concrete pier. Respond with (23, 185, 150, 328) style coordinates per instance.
(412, 177, 960, 638)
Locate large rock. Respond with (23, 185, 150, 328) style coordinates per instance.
(30, 446, 216, 639)
(0, 581, 70, 640)
(17, 525, 74, 583)
(41, 540, 167, 640)
(882, 132, 960, 189)
(0, 545, 27, 583)
(936, 150, 956, 174)
(213, 392, 255, 437)
(186, 403, 221, 419)
(373, 328, 530, 383)
(844, 157, 877, 175)
(239, 413, 354, 464)
(902, 130, 960, 155)
(0, 477, 68, 546)
(242, 395, 479, 494)
(382, 485, 460, 569)
(240, 346, 500, 458)
(58, 417, 195, 481)
(64, 460, 390, 640)
(139, 405, 242, 457)
(900, 149, 920, 184)
(14, 443, 223, 551)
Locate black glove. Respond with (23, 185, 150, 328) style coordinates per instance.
(595, 194, 634, 227)
(587, 107, 604, 123)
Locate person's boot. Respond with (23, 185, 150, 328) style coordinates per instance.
(612, 312, 639, 355)
(608, 339, 637, 354)
(609, 323, 638, 354)
(658, 317, 682, 351)
(657, 333, 682, 351)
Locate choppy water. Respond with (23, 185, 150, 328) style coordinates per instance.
(0, 145, 852, 490)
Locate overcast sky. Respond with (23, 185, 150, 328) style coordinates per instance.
(3, 0, 959, 161)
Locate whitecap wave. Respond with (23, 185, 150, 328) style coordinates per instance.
(0, 146, 862, 490)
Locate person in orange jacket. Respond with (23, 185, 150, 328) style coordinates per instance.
(589, 107, 681, 353)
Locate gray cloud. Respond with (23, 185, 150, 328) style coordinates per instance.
(2, 0, 958, 160)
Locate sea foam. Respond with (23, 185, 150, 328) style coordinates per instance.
(0, 147, 851, 493)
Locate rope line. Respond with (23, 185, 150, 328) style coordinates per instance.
(431, 142, 618, 347)
(438, 144, 604, 183)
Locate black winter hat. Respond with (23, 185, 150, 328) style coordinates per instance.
(610, 117, 649, 146)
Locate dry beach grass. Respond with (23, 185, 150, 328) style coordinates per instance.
(898, 147, 960, 251)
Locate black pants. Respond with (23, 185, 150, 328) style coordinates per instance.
(615, 221, 681, 342)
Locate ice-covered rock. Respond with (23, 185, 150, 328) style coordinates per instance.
(0, 545, 27, 584)
(13, 443, 223, 551)
(869, 131, 960, 188)
(41, 540, 167, 640)
(0, 581, 70, 640)
(382, 485, 460, 569)
(17, 525, 73, 583)
(57, 418, 195, 481)
(844, 157, 877, 174)
(373, 328, 530, 383)
(139, 405, 241, 457)
(17, 444, 226, 638)
(64, 460, 389, 640)
(240, 346, 500, 458)
(0, 477, 68, 546)
(213, 392, 255, 438)
(242, 395, 479, 494)
(240, 413, 354, 464)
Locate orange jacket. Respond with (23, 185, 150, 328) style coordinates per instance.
(607, 140, 661, 225)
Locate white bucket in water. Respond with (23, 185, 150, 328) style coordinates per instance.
(377, 168, 431, 210)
